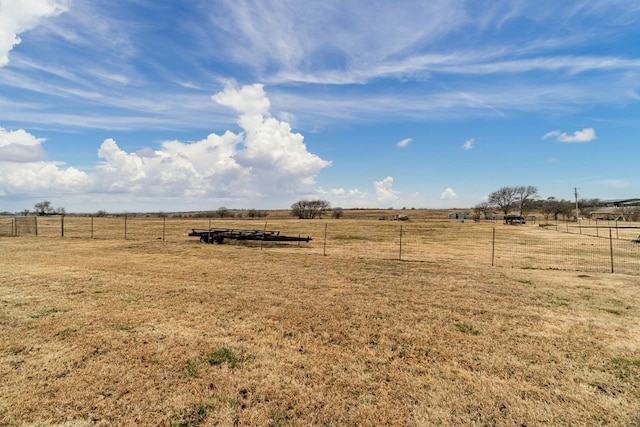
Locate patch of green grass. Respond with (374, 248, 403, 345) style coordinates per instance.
(121, 294, 140, 303)
(550, 295, 570, 306)
(332, 234, 370, 241)
(28, 308, 68, 319)
(205, 347, 240, 368)
(56, 327, 77, 338)
(93, 289, 109, 294)
(168, 402, 214, 427)
(269, 409, 291, 427)
(599, 307, 622, 315)
(211, 392, 240, 409)
(610, 357, 640, 368)
(4, 346, 32, 356)
(454, 322, 480, 336)
(184, 358, 199, 378)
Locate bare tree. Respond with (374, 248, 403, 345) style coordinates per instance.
(216, 206, 230, 218)
(487, 187, 517, 215)
(616, 205, 638, 221)
(541, 197, 573, 221)
(291, 200, 331, 219)
(473, 201, 494, 220)
(331, 207, 344, 219)
(34, 200, 55, 216)
(514, 185, 539, 216)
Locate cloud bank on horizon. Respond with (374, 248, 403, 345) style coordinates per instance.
(0, 0, 638, 212)
(1, 84, 332, 204)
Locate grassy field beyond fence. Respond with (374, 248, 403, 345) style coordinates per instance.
(2, 215, 638, 275)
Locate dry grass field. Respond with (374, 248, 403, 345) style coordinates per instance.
(1, 215, 639, 426)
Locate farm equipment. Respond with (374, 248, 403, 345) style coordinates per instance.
(189, 228, 312, 244)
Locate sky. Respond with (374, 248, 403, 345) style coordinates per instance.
(1, 0, 639, 213)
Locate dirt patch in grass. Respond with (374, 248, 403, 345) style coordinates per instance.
(1, 222, 639, 426)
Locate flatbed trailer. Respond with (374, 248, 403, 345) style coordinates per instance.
(189, 228, 312, 244)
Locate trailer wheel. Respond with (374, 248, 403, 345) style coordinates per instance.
(200, 235, 208, 243)
(213, 235, 224, 244)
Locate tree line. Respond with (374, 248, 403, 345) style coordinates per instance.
(475, 186, 637, 221)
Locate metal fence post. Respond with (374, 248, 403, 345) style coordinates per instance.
(323, 223, 328, 256)
(61, 215, 64, 237)
(35, 216, 38, 236)
(399, 224, 403, 261)
(91, 216, 94, 239)
(124, 215, 127, 240)
(609, 228, 614, 273)
(491, 227, 496, 267)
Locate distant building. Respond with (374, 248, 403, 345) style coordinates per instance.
(448, 212, 468, 220)
(601, 198, 640, 207)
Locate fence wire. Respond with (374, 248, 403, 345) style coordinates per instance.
(1, 216, 638, 275)
(493, 226, 640, 275)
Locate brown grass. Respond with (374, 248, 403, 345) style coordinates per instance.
(1, 217, 639, 426)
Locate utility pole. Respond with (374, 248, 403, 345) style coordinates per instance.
(574, 187, 580, 221)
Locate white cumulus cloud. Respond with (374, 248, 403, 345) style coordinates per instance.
(0, 0, 69, 66)
(0, 127, 90, 196)
(463, 138, 474, 150)
(542, 128, 596, 143)
(440, 187, 457, 200)
(0, 83, 331, 205)
(374, 176, 398, 204)
(0, 127, 47, 162)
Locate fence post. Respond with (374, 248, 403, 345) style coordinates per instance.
(91, 216, 94, 239)
(163, 217, 166, 242)
(12, 217, 16, 236)
(491, 227, 496, 267)
(35, 216, 38, 236)
(399, 224, 403, 261)
(323, 223, 328, 256)
(609, 228, 614, 273)
(61, 215, 64, 237)
(596, 219, 599, 237)
(124, 215, 127, 240)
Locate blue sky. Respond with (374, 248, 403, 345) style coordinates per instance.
(1, 0, 639, 213)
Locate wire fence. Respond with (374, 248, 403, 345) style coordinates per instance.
(1, 215, 638, 275)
